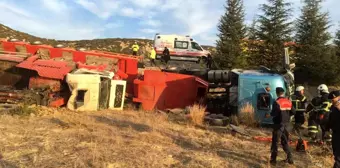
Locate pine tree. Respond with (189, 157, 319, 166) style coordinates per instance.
(295, 0, 334, 83)
(215, 0, 246, 69)
(334, 25, 340, 57)
(256, 0, 293, 69)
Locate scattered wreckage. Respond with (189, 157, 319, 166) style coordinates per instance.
(0, 38, 208, 113)
(0, 38, 295, 126)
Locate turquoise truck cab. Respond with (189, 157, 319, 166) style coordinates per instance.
(231, 69, 292, 124)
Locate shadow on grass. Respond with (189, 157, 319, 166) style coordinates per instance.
(92, 115, 152, 132)
(0, 160, 18, 168)
(160, 131, 203, 151)
(217, 150, 265, 168)
(50, 118, 71, 128)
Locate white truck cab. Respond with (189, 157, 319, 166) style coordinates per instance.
(153, 33, 210, 62)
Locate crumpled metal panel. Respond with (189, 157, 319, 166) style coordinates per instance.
(16, 55, 73, 80)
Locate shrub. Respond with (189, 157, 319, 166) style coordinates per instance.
(188, 104, 206, 126)
(238, 102, 259, 127)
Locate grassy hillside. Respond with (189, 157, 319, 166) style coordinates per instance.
(0, 24, 215, 57)
(0, 106, 333, 168)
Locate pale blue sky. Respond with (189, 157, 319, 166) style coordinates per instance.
(0, 0, 339, 45)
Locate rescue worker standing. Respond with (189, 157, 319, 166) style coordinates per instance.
(163, 47, 170, 64)
(270, 87, 295, 165)
(206, 54, 212, 69)
(326, 90, 340, 168)
(149, 47, 156, 66)
(306, 84, 332, 142)
(131, 42, 139, 56)
(291, 86, 307, 131)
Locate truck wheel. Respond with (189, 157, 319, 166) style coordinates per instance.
(196, 58, 201, 64)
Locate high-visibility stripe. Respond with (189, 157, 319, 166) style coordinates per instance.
(308, 130, 318, 133)
(291, 96, 306, 111)
(280, 108, 292, 110)
(322, 102, 332, 112)
(308, 126, 318, 129)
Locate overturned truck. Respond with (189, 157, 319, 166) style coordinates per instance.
(0, 38, 209, 112)
(0, 38, 138, 110)
(161, 51, 295, 124)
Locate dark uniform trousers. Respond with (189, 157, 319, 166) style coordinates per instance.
(333, 135, 340, 168)
(271, 124, 292, 160)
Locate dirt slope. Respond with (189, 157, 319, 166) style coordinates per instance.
(0, 107, 333, 168)
(0, 24, 215, 57)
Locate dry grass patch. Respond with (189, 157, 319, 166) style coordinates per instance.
(187, 104, 206, 126)
(238, 102, 260, 127)
(0, 106, 334, 168)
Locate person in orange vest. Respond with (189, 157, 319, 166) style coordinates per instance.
(270, 87, 295, 165)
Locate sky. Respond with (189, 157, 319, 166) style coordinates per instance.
(0, 0, 339, 46)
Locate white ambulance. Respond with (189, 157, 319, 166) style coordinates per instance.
(153, 33, 210, 63)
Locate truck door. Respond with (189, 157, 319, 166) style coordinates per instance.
(253, 82, 273, 124)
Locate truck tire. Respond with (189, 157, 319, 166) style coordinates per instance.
(208, 70, 230, 83)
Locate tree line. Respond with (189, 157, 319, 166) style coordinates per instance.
(215, 0, 340, 84)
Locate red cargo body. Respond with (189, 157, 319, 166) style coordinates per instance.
(133, 70, 209, 110)
(0, 40, 139, 96)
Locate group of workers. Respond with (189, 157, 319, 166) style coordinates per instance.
(270, 84, 340, 167)
(132, 42, 214, 68)
(131, 42, 170, 66)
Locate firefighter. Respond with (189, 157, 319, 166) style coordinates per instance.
(163, 47, 170, 64)
(326, 90, 340, 168)
(270, 87, 295, 165)
(291, 86, 307, 131)
(206, 54, 212, 69)
(306, 84, 332, 142)
(149, 47, 156, 66)
(131, 42, 139, 56)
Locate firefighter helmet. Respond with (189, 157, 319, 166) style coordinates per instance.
(296, 86, 304, 92)
(317, 84, 329, 93)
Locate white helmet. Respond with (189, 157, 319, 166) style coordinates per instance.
(295, 86, 304, 92)
(317, 84, 329, 93)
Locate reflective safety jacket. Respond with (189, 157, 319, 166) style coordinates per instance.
(132, 44, 139, 52)
(306, 93, 331, 115)
(150, 49, 156, 59)
(291, 95, 307, 112)
(271, 97, 295, 125)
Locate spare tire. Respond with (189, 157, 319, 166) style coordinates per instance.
(208, 70, 230, 83)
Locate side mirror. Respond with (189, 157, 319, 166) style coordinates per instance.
(289, 63, 295, 70)
(284, 47, 290, 66)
